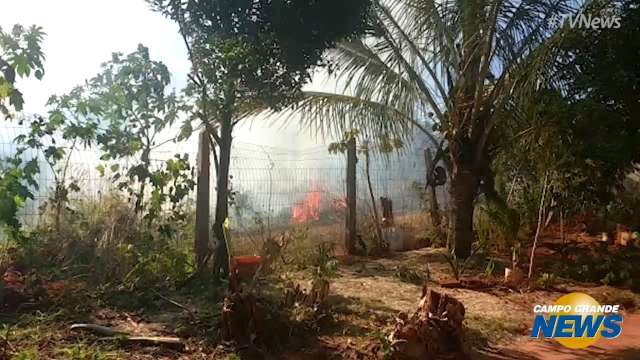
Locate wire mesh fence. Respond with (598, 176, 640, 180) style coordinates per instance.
(0, 123, 438, 230)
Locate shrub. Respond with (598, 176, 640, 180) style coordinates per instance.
(6, 193, 194, 297)
(536, 273, 558, 290)
(560, 245, 640, 289)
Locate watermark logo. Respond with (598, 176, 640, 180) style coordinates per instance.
(550, 12, 621, 30)
(531, 292, 623, 349)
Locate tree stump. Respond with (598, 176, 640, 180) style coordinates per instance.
(388, 286, 465, 359)
(221, 292, 265, 346)
(283, 279, 330, 308)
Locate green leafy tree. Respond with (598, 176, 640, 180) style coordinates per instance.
(284, 0, 581, 257)
(89, 45, 182, 213)
(12, 77, 103, 233)
(0, 24, 45, 118)
(495, 0, 640, 222)
(144, 154, 196, 238)
(15, 105, 98, 233)
(49, 45, 183, 215)
(0, 24, 44, 237)
(150, 0, 372, 277)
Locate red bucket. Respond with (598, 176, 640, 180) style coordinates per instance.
(229, 255, 262, 281)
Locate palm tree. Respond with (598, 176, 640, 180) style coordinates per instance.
(283, 0, 580, 257)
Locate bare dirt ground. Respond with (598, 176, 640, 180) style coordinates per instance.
(327, 247, 640, 360)
(494, 316, 640, 360)
(3, 246, 639, 359)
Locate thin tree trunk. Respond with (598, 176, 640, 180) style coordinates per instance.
(425, 148, 442, 238)
(134, 147, 151, 214)
(195, 129, 210, 272)
(345, 137, 357, 254)
(212, 117, 233, 280)
(364, 145, 384, 250)
(560, 205, 565, 245)
(528, 173, 549, 279)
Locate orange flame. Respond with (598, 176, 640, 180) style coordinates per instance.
(292, 191, 322, 223)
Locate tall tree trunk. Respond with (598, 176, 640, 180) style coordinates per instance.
(447, 0, 483, 258)
(345, 137, 357, 254)
(448, 154, 480, 258)
(212, 117, 233, 280)
(195, 129, 211, 272)
(364, 145, 384, 250)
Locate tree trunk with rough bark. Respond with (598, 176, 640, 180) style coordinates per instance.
(448, 157, 480, 258)
(195, 129, 210, 272)
(212, 116, 233, 280)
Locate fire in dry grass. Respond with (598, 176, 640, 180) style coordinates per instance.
(292, 191, 322, 223)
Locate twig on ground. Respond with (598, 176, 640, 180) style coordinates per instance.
(151, 289, 197, 318)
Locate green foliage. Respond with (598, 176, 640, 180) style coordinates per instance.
(443, 239, 488, 281)
(443, 250, 468, 281)
(494, 2, 640, 221)
(281, 0, 580, 257)
(55, 344, 118, 360)
(0, 24, 45, 118)
(91, 44, 181, 161)
(50, 45, 186, 214)
(328, 129, 404, 156)
(10, 348, 40, 360)
(484, 260, 495, 278)
(475, 204, 519, 252)
(328, 129, 359, 154)
(15, 112, 90, 233)
(535, 273, 557, 290)
(371, 330, 395, 360)
(310, 242, 339, 282)
(606, 178, 640, 224)
(149, 0, 371, 89)
(120, 242, 192, 291)
(151, 0, 372, 142)
(559, 245, 640, 289)
(4, 42, 196, 292)
(140, 154, 196, 229)
(393, 264, 424, 285)
(0, 157, 38, 235)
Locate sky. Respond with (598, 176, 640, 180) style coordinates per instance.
(0, 0, 328, 148)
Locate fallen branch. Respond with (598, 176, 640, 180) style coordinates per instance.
(70, 324, 125, 337)
(99, 336, 185, 350)
(70, 324, 185, 351)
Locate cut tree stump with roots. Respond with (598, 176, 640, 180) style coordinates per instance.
(283, 279, 330, 309)
(388, 286, 466, 359)
(221, 292, 266, 346)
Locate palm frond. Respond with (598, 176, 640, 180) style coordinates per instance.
(274, 91, 439, 148)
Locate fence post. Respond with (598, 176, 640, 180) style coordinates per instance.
(195, 129, 210, 272)
(345, 137, 357, 254)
